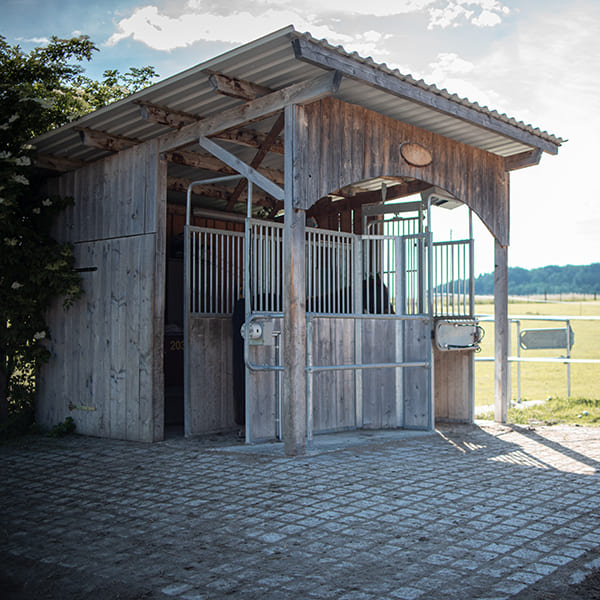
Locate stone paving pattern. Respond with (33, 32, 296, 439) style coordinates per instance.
(1, 422, 600, 599)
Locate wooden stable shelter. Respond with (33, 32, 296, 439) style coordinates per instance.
(33, 27, 563, 454)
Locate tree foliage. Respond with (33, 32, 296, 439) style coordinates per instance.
(474, 263, 600, 296)
(0, 34, 158, 427)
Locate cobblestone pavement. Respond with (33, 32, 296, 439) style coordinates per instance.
(1, 422, 600, 600)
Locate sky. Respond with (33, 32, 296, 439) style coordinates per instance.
(3, 0, 599, 275)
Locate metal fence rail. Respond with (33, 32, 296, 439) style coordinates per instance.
(475, 314, 600, 401)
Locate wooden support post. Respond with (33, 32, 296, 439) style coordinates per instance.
(283, 104, 307, 456)
(494, 240, 509, 423)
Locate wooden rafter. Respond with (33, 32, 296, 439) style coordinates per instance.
(226, 112, 285, 209)
(158, 71, 342, 153)
(75, 127, 138, 152)
(207, 72, 272, 101)
(34, 153, 86, 172)
(214, 128, 285, 155)
(168, 176, 280, 210)
(164, 149, 284, 185)
(135, 101, 200, 129)
(504, 148, 542, 171)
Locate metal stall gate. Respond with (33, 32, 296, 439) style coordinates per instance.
(305, 227, 433, 436)
(185, 217, 435, 441)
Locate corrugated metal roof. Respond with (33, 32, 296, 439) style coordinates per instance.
(33, 25, 563, 171)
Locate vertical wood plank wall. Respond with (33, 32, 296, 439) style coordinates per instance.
(37, 141, 165, 442)
(311, 317, 355, 432)
(296, 97, 509, 246)
(434, 347, 474, 422)
(187, 317, 236, 434)
(403, 320, 430, 429)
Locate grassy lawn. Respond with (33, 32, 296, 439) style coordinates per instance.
(476, 396, 600, 426)
(474, 298, 600, 407)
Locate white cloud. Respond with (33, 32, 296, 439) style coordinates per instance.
(107, 0, 513, 53)
(427, 0, 509, 29)
(428, 4, 474, 29)
(106, 2, 393, 55)
(471, 9, 501, 27)
(17, 36, 50, 44)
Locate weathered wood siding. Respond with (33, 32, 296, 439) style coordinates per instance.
(247, 325, 282, 440)
(311, 317, 355, 432)
(403, 319, 431, 429)
(434, 347, 474, 423)
(187, 317, 236, 434)
(362, 319, 399, 428)
(37, 141, 166, 442)
(294, 97, 509, 245)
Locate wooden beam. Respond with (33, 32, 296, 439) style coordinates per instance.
(214, 128, 285, 155)
(163, 150, 284, 185)
(207, 72, 272, 101)
(504, 148, 542, 171)
(494, 241, 509, 423)
(226, 112, 285, 209)
(135, 100, 200, 129)
(282, 103, 307, 456)
(292, 37, 561, 156)
(343, 180, 431, 205)
(198, 136, 285, 201)
(167, 176, 278, 208)
(158, 70, 342, 153)
(305, 180, 430, 224)
(34, 153, 86, 172)
(138, 99, 285, 154)
(75, 127, 138, 152)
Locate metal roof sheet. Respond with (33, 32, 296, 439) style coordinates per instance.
(33, 25, 563, 167)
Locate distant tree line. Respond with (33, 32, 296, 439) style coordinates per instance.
(474, 263, 600, 296)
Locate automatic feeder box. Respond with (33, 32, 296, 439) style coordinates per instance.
(435, 320, 484, 351)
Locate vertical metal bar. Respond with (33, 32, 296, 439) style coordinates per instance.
(243, 218, 251, 443)
(259, 225, 264, 312)
(365, 238, 371, 313)
(225, 232, 230, 313)
(219, 232, 223, 313)
(516, 319, 521, 404)
(566, 319, 571, 398)
(183, 224, 191, 436)
(271, 224, 276, 312)
(307, 230, 312, 312)
(396, 236, 404, 427)
(210, 232, 214, 313)
(354, 234, 363, 427)
(336, 236, 341, 313)
(306, 315, 313, 441)
(427, 228, 434, 430)
(327, 234, 332, 313)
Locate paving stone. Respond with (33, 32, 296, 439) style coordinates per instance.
(2, 423, 600, 600)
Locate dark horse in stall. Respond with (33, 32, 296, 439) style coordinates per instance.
(231, 275, 393, 430)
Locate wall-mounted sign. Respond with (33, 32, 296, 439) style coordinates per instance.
(400, 142, 432, 167)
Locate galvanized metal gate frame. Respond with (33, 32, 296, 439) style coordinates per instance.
(184, 201, 436, 441)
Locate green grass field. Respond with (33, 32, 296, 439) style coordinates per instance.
(476, 397, 600, 426)
(474, 298, 600, 407)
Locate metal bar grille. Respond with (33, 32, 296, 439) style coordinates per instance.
(189, 227, 244, 315)
(306, 228, 355, 314)
(432, 239, 472, 318)
(248, 219, 284, 313)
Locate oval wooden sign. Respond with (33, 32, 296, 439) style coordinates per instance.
(400, 142, 432, 167)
